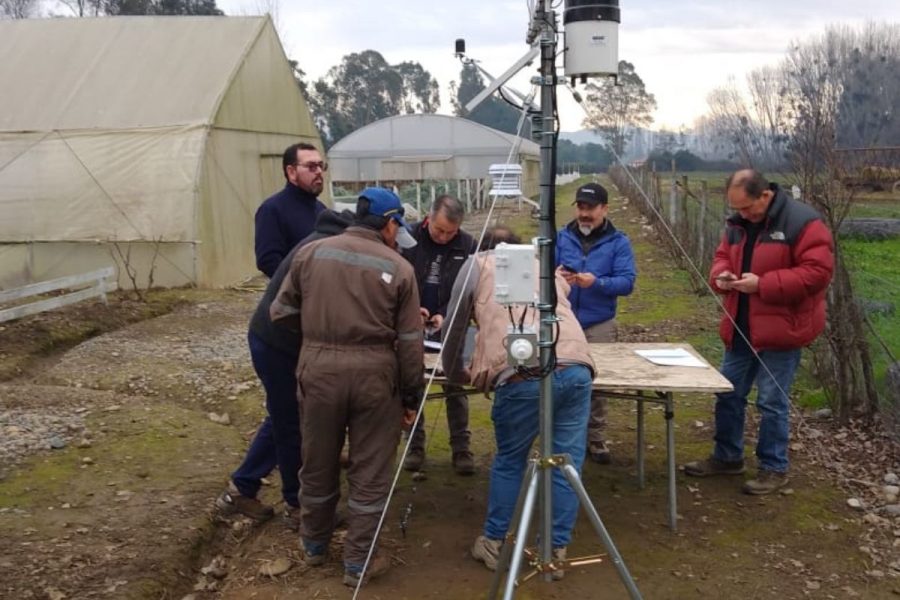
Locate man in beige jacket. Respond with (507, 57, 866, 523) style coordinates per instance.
(442, 227, 595, 581)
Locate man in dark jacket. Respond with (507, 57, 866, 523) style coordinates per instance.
(216, 210, 353, 526)
(255, 142, 328, 277)
(401, 194, 477, 475)
(555, 182, 636, 463)
(271, 187, 424, 587)
(685, 169, 833, 495)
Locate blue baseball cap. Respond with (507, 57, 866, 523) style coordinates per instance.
(358, 187, 417, 249)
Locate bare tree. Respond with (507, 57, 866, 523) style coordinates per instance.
(704, 72, 788, 170)
(779, 24, 899, 422)
(582, 60, 657, 157)
(0, 0, 38, 18)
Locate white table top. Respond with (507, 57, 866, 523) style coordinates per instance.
(426, 341, 733, 394)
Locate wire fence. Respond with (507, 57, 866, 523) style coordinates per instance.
(609, 165, 728, 292)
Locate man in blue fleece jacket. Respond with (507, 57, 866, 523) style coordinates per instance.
(254, 143, 328, 277)
(556, 182, 636, 463)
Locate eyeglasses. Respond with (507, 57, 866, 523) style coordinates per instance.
(294, 161, 328, 172)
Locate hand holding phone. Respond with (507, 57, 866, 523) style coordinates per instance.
(561, 264, 577, 274)
(714, 271, 737, 290)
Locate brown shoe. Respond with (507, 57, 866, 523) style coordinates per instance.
(343, 553, 390, 586)
(684, 456, 745, 477)
(215, 483, 274, 522)
(282, 505, 301, 531)
(452, 450, 475, 475)
(551, 547, 567, 581)
(589, 441, 611, 464)
(742, 471, 789, 495)
(403, 449, 425, 472)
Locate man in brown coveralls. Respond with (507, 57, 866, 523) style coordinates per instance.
(270, 187, 424, 586)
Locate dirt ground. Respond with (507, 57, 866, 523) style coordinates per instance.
(1, 184, 898, 599)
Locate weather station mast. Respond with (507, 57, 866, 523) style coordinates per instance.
(455, 2, 643, 598)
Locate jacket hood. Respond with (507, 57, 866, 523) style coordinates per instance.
(314, 209, 354, 236)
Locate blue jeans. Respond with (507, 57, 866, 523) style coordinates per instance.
(484, 365, 592, 548)
(231, 331, 301, 507)
(714, 338, 801, 473)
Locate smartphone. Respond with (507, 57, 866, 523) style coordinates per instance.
(561, 264, 578, 273)
(715, 273, 737, 281)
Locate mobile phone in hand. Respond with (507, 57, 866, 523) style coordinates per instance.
(561, 264, 577, 273)
(715, 273, 737, 281)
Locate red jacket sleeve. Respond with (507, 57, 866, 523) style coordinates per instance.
(709, 232, 733, 295)
(758, 220, 834, 305)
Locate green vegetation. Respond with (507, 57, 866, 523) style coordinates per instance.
(844, 237, 900, 389)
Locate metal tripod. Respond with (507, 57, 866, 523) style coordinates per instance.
(485, 2, 641, 598)
(487, 452, 642, 600)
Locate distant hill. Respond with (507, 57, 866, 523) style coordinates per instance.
(559, 130, 606, 145)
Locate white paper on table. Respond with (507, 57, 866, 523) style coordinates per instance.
(424, 340, 442, 351)
(634, 348, 707, 368)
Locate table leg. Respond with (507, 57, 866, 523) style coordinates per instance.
(636, 395, 645, 489)
(665, 392, 677, 532)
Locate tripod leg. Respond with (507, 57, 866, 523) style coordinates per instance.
(560, 462, 643, 600)
(488, 460, 538, 600)
(502, 467, 540, 600)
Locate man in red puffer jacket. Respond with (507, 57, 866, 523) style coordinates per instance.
(685, 169, 833, 495)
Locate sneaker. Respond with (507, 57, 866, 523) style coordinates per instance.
(301, 539, 328, 567)
(471, 535, 502, 571)
(452, 450, 475, 476)
(282, 504, 301, 531)
(742, 471, 789, 495)
(215, 482, 274, 522)
(403, 449, 425, 472)
(551, 547, 567, 581)
(589, 441, 611, 464)
(683, 456, 745, 477)
(342, 553, 391, 587)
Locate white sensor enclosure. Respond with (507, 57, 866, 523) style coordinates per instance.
(564, 20, 618, 78)
(494, 243, 536, 305)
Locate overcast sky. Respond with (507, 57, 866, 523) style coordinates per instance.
(219, 0, 897, 133)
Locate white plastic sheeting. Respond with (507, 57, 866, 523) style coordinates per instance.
(328, 114, 541, 197)
(0, 17, 324, 289)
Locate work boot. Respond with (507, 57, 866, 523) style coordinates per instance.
(452, 450, 475, 476)
(551, 547, 567, 581)
(471, 535, 503, 571)
(742, 471, 790, 495)
(684, 456, 745, 477)
(215, 482, 274, 523)
(589, 441, 611, 464)
(282, 504, 301, 531)
(301, 539, 328, 567)
(403, 449, 425, 472)
(342, 553, 391, 587)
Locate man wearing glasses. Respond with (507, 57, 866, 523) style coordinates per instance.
(255, 143, 329, 278)
(215, 144, 328, 527)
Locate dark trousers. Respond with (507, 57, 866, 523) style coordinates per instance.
(409, 384, 470, 454)
(583, 319, 616, 446)
(297, 345, 401, 567)
(231, 331, 301, 507)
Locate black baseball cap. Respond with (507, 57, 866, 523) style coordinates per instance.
(573, 182, 609, 206)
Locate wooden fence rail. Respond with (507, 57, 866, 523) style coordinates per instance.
(0, 267, 117, 323)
